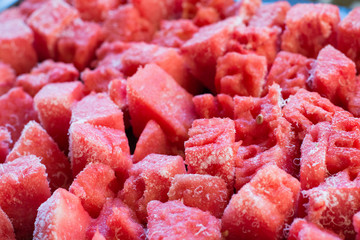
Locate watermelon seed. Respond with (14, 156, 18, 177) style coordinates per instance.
(256, 114, 264, 125)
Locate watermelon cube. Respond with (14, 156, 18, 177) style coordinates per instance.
(0, 62, 15, 96)
(0, 207, 15, 240)
(27, 0, 78, 59)
(193, 6, 220, 27)
(82, 66, 124, 93)
(0, 7, 25, 22)
(185, 118, 236, 189)
(147, 200, 222, 240)
(193, 93, 234, 119)
(0, 128, 11, 163)
(127, 64, 196, 143)
(222, 165, 300, 240)
(71, 0, 119, 22)
(224, 0, 261, 23)
(108, 78, 127, 110)
(19, 0, 48, 17)
(86, 198, 145, 240)
(168, 174, 229, 218)
(69, 122, 131, 178)
(69, 163, 119, 218)
(33, 188, 91, 240)
(288, 218, 342, 240)
(119, 154, 186, 223)
(0, 19, 37, 74)
(265, 51, 314, 98)
(348, 77, 360, 117)
(181, 0, 232, 19)
(0, 87, 38, 147)
(215, 52, 267, 97)
(281, 3, 340, 58)
(0, 155, 51, 239)
(249, 1, 291, 28)
(354, 211, 360, 240)
(57, 18, 102, 71)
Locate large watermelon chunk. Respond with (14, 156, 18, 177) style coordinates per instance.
(82, 66, 123, 93)
(168, 174, 229, 218)
(147, 200, 222, 240)
(71, 0, 119, 22)
(281, 3, 340, 58)
(0, 62, 15, 96)
(288, 218, 342, 240)
(6, 121, 72, 191)
(0, 19, 37, 74)
(120, 154, 186, 223)
(0, 207, 15, 240)
(0, 128, 11, 163)
(193, 93, 234, 119)
(0, 155, 51, 239)
(222, 165, 300, 240)
(127, 64, 196, 143)
(33, 188, 91, 240)
(249, 1, 290, 28)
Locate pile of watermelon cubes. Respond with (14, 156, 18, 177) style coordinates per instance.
(2, 0, 360, 239)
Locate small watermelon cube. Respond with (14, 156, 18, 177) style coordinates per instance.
(0, 155, 51, 239)
(193, 6, 220, 27)
(108, 78, 127, 110)
(168, 174, 229, 218)
(0, 207, 15, 240)
(0, 62, 15, 96)
(192, 93, 234, 119)
(222, 165, 300, 240)
(33, 188, 91, 240)
(0, 7, 25, 22)
(69, 163, 119, 218)
(120, 154, 186, 223)
(0, 128, 11, 163)
(224, 0, 261, 23)
(0, 19, 37, 74)
(71, 0, 119, 22)
(249, 1, 291, 28)
(82, 66, 124, 93)
(147, 200, 222, 240)
(215, 52, 267, 97)
(281, 3, 340, 58)
(288, 218, 342, 240)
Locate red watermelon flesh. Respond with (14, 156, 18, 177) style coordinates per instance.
(0, 128, 11, 164)
(249, 1, 290, 29)
(0, 62, 15, 96)
(108, 78, 127, 110)
(0, 207, 15, 240)
(193, 6, 220, 27)
(224, 0, 261, 23)
(72, 0, 119, 22)
(354, 211, 360, 240)
(288, 218, 342, 240)
(192, 93, 234, 119)
(82, 66, 124, 93)
(0, 7, 25, 22)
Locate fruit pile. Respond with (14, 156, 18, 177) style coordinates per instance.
(1, 0, 360, 239)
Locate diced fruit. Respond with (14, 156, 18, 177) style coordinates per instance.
(193, 93, 234, 119)
(221, 165, 300, 240)
(249, 1, 290, 28)
(147, 200, 222, 240)
(108, 78, 127, 110)
(0, 7, 25, 22)
(224, 0, 261, 23)
(0, 155, 51, 239)
(33, 188, 91, 240)
(0, 207, 15, 240)
(120, 154, 186, 223)
(71, 0, 119, 22)
(193, 6, 220, 27)
(288, 218, 342, 240)
(19, 0, 48, 17)
(0, 62, 16, 96)
(0, 128, 11, 163)
(82, 66, 124, 93)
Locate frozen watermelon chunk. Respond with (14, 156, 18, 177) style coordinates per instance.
(86, 198, 146, 240)
(69, 163, 119, 218)
(193, 93, 234, 119)
(249, 1, 290, 28)
(0, 155, 51, 239)
(222, 165, 300, 240)
(185, 118, 236, 189)
(19, 0, 48, 17)
(82, 66, 124, 93)
(34, 81, 84, 152)
(288, 218, 342, 240)
(281, 3, 340, 58)
(265, 51, 313, 98)
(0, 128, 11, 163)
(6, 121, 72, 191)
(308, 45, 356, 109)
(119, 154, 186, 223)
(181, 17, 243, 92)
(0, 7, 25, 22)
(0, 207, 15, 240)
(181, 0, 232, 20)
(33, 188, 91, 240)
(71, 93, 124, 131)
(147, 200, 222, 240)
(27, 0, 78, 60)
(69, 122, 131, 178)
(127, 64, 196, 143)
(16, 60, 79, 97)
(108, 78, 127, 110)
(0, 19, 37, 74)
(215, 52, 267, 97)
(0, 62, 15, 96)
(102, 4, 155, 42)
(72, 0, 119, 22)
(57, 18, 102, 71)
(193, 6, 220, 27)
(354, 211, 360, 240)
(337, 7, 360, 72)
(349, 76, 360, 117)
(152, 19, 199, 48)
(133, 120, 172, 163)
(168, 174, 229, 218)
(0, 87, 38, 147)
(224, 0, 261, 23)
(303, 170, 360, 239)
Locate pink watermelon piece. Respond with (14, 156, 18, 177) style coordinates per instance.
(0, 62, 15, 96)
(185, 118, 236, 189)
(69, 162, 119, 218)
(57, 18, 102, 71)
(27, 0, 78, 60)
(193, 6, 220, 27)
(192, 93, 234, 119)
(281, 3, 340, 58)
(348, 76, 360, 117)
(168, 174, 230, 218)
(288, 218, 342, 240)
(222, 165, 300, 240)
(120, 154, 186, 223)
(0, 155, 51, 239)
(354, 211, 360, 240)
(6, 121, 72, 191)
(249, 1, 290, 28)
(215, 52, 267, 97)
(82, 66, 124, 93)
(0, 87, 38, 147)
(0, 19, 37, 74)
(127, 64, 196, 143)
(19, 0, 48, 17)
(224, 0, 261, 23)
(33, 188, 91, 240)
(0, 128, 11, 163)
(108, 78, 128, 110)
(147, 200, 222, 240)
(0, 207, 15, 240)
(181, 0, 232, 19)
(72, 0, 119, 22)
(0, 7, 25, 23)
(86, 198, 146, 240)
